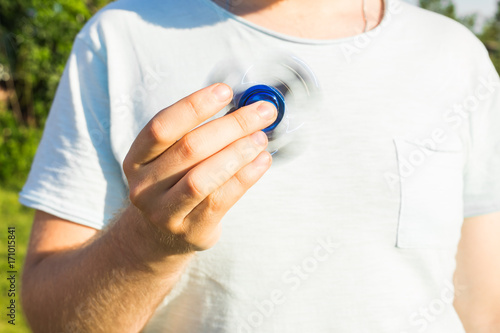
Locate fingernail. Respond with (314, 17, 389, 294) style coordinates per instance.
(213, 84, 231, 102)
(251, 131, 267, 146)
(257, 102, 276, 120)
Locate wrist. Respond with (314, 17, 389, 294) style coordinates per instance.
(110, 204, 195, 276)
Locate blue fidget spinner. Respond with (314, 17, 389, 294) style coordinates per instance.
(207, 53, 321, 160)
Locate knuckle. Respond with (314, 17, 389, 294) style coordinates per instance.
(167, 223, 198, 248)
(184, 98, 203, 120)
(232, 111, 252, 133)
(127, 179, 150, 209)
(128, 185, 142, 206)
(233, 169, 251, 189)
(148, 118, 169, 144)
(206, 192, 224, 212)
(231, 143, 250, 164)
(122, 156, 133, 178)
(178, 133, 200, 160)
(168, 221, 189, 238)
(242, 137, 262, 159)
(185, 172, 205, 198)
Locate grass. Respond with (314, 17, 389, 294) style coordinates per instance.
(0, 187, 33, 333)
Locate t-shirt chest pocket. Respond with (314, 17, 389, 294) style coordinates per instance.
(393, 138, 465, 249)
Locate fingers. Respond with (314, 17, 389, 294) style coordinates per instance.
(182, 151, 272, 248)
(190, 150, 272, 220)
(166, 101, 276, 167)
(123, 83, 278, 251)
(156, 131, 269, 229)
(125, 83, 233, 168)
(139, 100, 277, 191)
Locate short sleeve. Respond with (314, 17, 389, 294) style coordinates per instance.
(19, 36, 127, 230)
(463, 48, 500, 217)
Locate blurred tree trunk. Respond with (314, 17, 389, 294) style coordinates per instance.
(5, 74, 23, 123)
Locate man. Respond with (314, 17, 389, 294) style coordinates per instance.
(20, 0, 500, 332)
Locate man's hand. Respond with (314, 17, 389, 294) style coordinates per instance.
(123, 83, 276, 251)
(22, 83, 277, 333)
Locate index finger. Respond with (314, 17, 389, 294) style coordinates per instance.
(126, 83, 233, 167)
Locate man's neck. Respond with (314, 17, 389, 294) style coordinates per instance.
(212, 0, 384, 40)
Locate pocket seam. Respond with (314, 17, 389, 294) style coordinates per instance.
(393, 138, 464, 249)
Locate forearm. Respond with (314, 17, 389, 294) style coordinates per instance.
(22, 205, 194, 333)
(454, 213, 500, 333)
(459, 317, 500, 333)
(455, 303, 500, 333)
(454, 286, 500, 332)
(22, 84, 274, 332)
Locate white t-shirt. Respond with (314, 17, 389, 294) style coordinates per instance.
(20, 0, 500, 332)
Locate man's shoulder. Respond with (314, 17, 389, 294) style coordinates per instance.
(399, 2, 486, 58)
(97, 0, 214, 22)
(76, 0, 219, 48)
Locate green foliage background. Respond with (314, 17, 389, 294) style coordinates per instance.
(0, 1, 111, 332)
(0, 1, 499, 332)
(0, 0, 110, 192)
